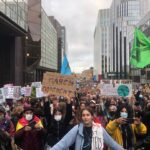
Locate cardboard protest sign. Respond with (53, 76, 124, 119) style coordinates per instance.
(42, 72, 76, 97)
(100, 80, 132, 97)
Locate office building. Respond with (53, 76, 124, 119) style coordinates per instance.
(0, 0, 59, 85)
(94, 0, 150, 81)
(49, 16, 67, 72)
(0, 0, 28, 86)
(24, 0, 58, 84)
(94, 9, 110, 80)
(110, 0, 141, 79)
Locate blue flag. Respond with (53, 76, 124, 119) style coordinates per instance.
(61, 54, 72, 75)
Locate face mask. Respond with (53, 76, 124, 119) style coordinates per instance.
(120, 112, 128, 118)
(0, 115, 4, 121)
(54, 115, 62, 121)
(25, 114, 33, 121)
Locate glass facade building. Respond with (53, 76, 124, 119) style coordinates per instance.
(0, 0, 28, 86)
(49, 16, 67, 72)
(0, 0, 59, 85)
(40, 9, 57, 70)
(94, 0, 150, 80)
(109, 0, 141, 79)
(0, 0, 28, 30)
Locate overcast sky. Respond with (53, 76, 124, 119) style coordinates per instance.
(42, 0, 112, 73)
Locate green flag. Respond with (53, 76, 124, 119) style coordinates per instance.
(130, 28, 150, 68)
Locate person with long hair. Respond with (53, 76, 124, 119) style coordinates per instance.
(47, 107, 124, 150)
(106, 105, 147, 150)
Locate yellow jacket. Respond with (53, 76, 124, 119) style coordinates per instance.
(106, 119, 147, 147)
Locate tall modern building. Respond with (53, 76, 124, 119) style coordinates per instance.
(109, 0, 142, 79)
(0, 0, 28, 86)
(94, 9, 110, 80)
(49, 16, 67, 72)
(24, 0, 58, 84)
(94, 0, 150, 80)
(0, 0, 59, 85)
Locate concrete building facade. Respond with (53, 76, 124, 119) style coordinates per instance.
(0, 0, 60, 85)
(0, 0, 28, 86)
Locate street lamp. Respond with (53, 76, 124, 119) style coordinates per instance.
(26, 53, 30, 57)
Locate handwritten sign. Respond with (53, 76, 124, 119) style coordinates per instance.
(42, 72, 76, 97)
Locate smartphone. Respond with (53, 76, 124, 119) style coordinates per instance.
(29, 121, 36, 129)
(126, 118, 135, 124)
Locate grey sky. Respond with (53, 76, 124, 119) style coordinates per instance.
(42, 0, 112, 73)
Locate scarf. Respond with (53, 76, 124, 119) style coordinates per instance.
(91, 122, 104, 150)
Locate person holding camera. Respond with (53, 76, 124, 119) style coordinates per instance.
(14, 107, 47, 150)
(106, 105, 147, 150)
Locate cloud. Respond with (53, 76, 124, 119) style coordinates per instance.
(42, 0, 112, 73)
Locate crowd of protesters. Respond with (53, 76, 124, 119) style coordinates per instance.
(0, 82, 150, 150)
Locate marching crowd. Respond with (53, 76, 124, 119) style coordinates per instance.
(0, 83, 150, 150)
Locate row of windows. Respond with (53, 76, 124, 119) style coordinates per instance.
(0, 0, 28, 30)
(40, 9, 58, 70)
(117, 0, 140, 18)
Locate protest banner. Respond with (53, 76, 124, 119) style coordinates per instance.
(3, 86, 22, 99)
(42, 72, 76, 97)
(36, 87, 47, 98)
(100, 80, 132, 97)
(0, 88, 5, 104)
(4, 84, 13, 87)
(21, 87, 25, 96)
(25, 87, 32, 97)
(3, 87, 14, 99)
(13, 86, 21, 100)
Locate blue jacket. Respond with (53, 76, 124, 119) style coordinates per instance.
(48, 123, 124, 150)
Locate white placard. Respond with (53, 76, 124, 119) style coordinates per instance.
(25, 87, 32, 97)
(13, 86, 21, 100)
(31, 82, 42, 88)
(3, 87, 14, 99)
(0, 88, 5, 104)
(100, 80, 132, 97)
(36, 87, 46, 98)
